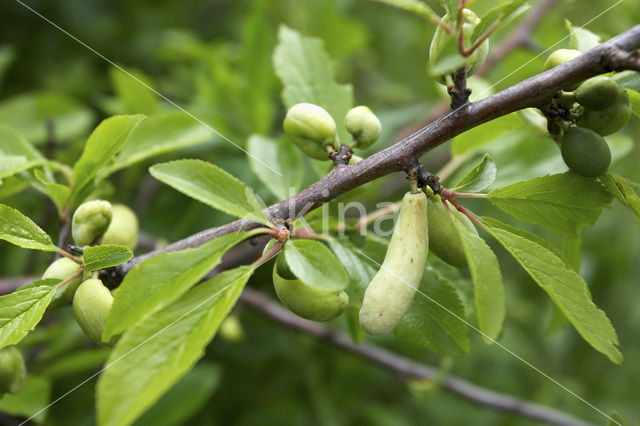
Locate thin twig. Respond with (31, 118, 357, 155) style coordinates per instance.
(239, 288, 597, 426)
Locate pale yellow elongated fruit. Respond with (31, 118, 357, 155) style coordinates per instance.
(272, 255, 349, 322)
(101, 204, 139, 249)
(73, 278, 117, 346)
(359, 191, 428, 335)
(0, 346, 26, 395)
(427, 195, 478, 267)
(43, 257, 83, 309)
(72, 200, 112, 246)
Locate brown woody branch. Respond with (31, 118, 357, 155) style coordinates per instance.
(240, 288, 597, 426)
(110, 24, 640, 283)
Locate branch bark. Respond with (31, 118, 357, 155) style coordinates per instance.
(240, 288, 597, 426)
(111, 24, 640, 283)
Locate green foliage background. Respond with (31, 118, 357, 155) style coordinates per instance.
(1, 0, 640, 424)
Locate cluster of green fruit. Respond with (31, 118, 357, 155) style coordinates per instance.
(284, 103, 382, 160)
(42, 201, 139, 347)
(543, 49, 631, 177)
(272, 188, 475, 334)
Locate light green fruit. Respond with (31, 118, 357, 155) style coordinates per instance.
(43, 257, 83, 309)
(283, 103, 339, 160)
(273, 254, 348, 322)
(576, 76, 624, 110)
(577, 91, 631, 136)
(429, 9, 489, 85)
(561, 126, 611, 177)
(73, 278, 117, 346)
(101, 204, 139, 250)
(0, 346, 26, 395)
(543, 49, 582, 90)
(345, 106, 382, 149)
(71, 200, 113, 246)
(359, 191, 428, 335)
(427, 195, 477, 268)
(543, 49, 581, 71)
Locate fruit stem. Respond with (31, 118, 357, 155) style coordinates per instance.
(292, 227, 320, 239)
(463, 23, 498, 57)
(444, 190, 487, 199)
(409, 177, 419, 193)
(447, 198, 489, 231)
(248, 227, 277, 239)
(252, 240, 284, 268)
(55, 267, 84, 289)
(55, 247, 83, 265)
(554, 91, 577, 106)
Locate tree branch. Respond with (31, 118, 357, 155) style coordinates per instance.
(239, 288, 597, 426)
(109, 24, 640, 283)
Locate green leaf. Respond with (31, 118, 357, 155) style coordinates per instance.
(0, 124, 43, 161)
(0, 176, 29, 199)
(247, 135, 305, 200)
(369, 0, 439, 22)
(451, 113, 522, 156)
(0, 278, 57, 349)
(0, 155, 40, 179)
(83, 245, 134, 272)
(453, 154, 496, 193)
(103, 232, 250, 340)
(109, 66, 159, 115)
(104, 111, 213, 176)
(471, 0, 529, 43)
(565, 19, 601, 52)
(149, 159, 271, 226)
(33, 169, 70, 214)
(240, 0, 276, 134)
(628, 90, 640, 117)
(601, 173, 640, 222)
(327, 237, 376, 342)
(97, 266, 253, 426)
(71, 115, 144, 204)
(284, 239, 350, 292)
(481, 216, 565, 260)
(0, 375, 51, 423)
(487, 172, 613, 237)
(486, 223, 622, 364)
(438, 0, 458, 20)
(0, 92, 94, 145)
(327, 237, 375, 304)
(612, 71, 640, 92)
(0, 204, 57, 251)
(394, 265, 469, 356)
(607, 412, 627, 426)
(273, 25, 353, 144)
(452, 215, 505, 341)
(41, 347, 111, 379)
(429, 39, 467, 80)
(134, 362, 221, 426)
